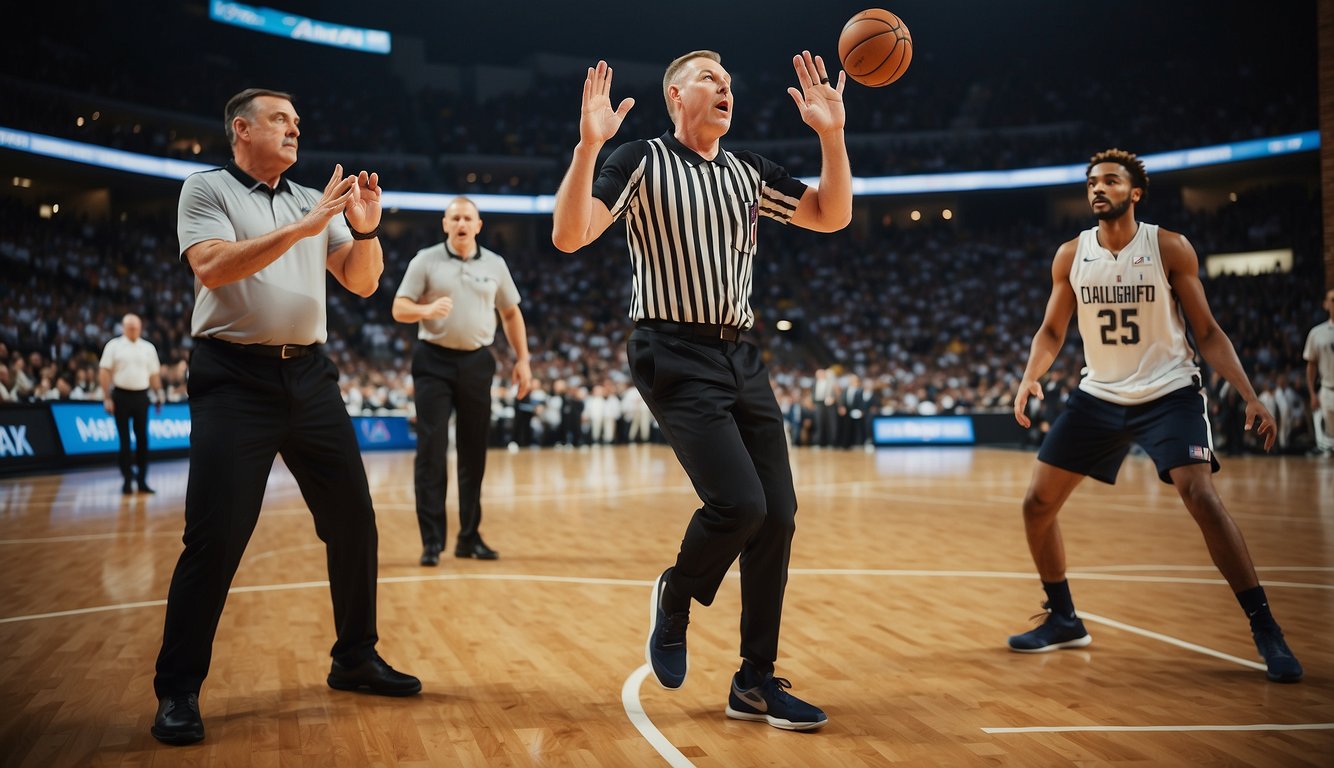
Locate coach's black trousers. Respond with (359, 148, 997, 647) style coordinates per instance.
(153, 340, 380, 698)
(112, 387, 150, 483)
(628, 327, 797, 671)
(411, 343, 496, 550)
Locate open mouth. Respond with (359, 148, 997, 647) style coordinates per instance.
(715, 101, 730, 115)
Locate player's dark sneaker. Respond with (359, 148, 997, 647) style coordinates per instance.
(1008, 603, 1092, 653)
(724, 672, 827, 731)
(1253, 626, 1303, 683)
(646, 568, 688, 689)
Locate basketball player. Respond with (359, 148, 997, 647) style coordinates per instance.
(1008, 149, 1303, 682)
(551, 51, 850, 730)
(1304, 288, 1334, 456)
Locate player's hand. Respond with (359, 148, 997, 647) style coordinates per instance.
(1013, 379, 1043, 428)
(787, 51, 846, 136)
(296, 164, 357, 237)
(424, 297, 453, 320)
(513, 359, 533, 400)
(103, 398, 114, 415)
(1244, 398, 1277, 452)
(344, 169, 382, 234)
(580, 60, 635, 147)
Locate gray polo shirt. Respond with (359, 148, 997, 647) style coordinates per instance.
(177, 163, 353, 345)
(395, 243, 521, 351)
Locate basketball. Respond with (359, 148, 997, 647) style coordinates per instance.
(838, 8, 913, 87)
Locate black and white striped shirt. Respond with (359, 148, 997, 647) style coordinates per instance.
(591, 132, 807, 329)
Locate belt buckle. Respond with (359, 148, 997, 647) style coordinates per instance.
(720, 327, 739, 342)
(280, 344, 297, 360)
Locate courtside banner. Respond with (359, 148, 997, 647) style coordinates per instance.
(49, 402, 192, 455)
(0, 405, 63, 463)
(353, 416, 415, 451)
(872, 415, 976, 446)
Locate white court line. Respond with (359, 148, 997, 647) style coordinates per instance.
(1078, 564, 1334, 573)
(621, 664, 695, 768)
(1077, 611, 1266, 671)
(984, 723, 1334, 734)
(787, 568, 1334, 591)
(0, 531, 183, 545)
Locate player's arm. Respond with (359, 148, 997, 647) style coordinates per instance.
(553, 61, 633, 253)
(787, 52, 852, 233)
(1161, 228, 1275, 450)
(1014, 239, 1078, 427)
(186, 165, 357, 289)
(1308, 359, 1320, 411)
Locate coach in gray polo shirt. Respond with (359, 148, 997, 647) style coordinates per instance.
(393, 196, 532, 565)
(150, 88, 419, 747)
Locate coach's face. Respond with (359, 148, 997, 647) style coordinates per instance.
(672, 58, 733, 134)
(1086, 162, 1139, 221)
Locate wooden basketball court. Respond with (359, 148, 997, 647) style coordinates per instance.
(1, 445, 1330, 766)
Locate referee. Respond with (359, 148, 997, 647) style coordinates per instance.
(151, 88, 418, 747)
(99, 313, 164, 494)
(552, 51, 851, 731)
(392, 196, 532, 565)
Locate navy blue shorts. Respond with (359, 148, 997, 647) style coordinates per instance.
(1037, 385, 1220, 485)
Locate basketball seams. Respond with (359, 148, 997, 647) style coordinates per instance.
(839, 9, 912, 86)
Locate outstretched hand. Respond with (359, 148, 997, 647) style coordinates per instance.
(581, 60, 635, 146)
(343, 167, 382, 234)
(787, 51, 845, 136)
(1013, 380, 1044, 428)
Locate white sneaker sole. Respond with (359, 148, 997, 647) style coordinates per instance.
(1009, 633, 1093, 653)
(725, 706, 828, 731)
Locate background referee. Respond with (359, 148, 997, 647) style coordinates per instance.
(99, 312, 164, 494)
(552, 51, 851, 730)
(393, 196, 532, 565)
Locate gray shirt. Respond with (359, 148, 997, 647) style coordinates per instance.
(177, 163, 352, 345)
(395, 243, 521, 351)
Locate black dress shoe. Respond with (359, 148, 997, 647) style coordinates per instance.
(455, 538, 499, 560)
(327, 654, 422, 696)
(151, 692, 204, 745)
(420, 548, 440, 567)
(122, 480, 134, 496)
(138, 482, 156, 494)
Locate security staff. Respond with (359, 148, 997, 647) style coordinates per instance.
(151, 88, 419, 747)
(99, 313, 164, 494)
(393, 197, 532, 566)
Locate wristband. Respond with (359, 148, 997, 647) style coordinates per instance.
(344, 214, 380, 240)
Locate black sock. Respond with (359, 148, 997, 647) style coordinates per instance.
(1042, 579, 1076, 618)
(740, 659, 773, 688)
(1236, 585, 1277, 631)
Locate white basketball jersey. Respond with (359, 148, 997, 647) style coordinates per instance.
(1070, 223, 1199, 405)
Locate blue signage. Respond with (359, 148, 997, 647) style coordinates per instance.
(49, 402, 192, 455)
(353, 416, 416, 451)
(209, 1, 391, 54)
(872, 416, 975, 446)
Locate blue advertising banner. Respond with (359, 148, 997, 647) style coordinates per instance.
(209, 1, 391, 54)
(872, 415, 976, 446)
(353, 416, 415, 451)
(49, 402, 192, 455)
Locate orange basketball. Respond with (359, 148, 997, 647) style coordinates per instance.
(838, 8, 913, 87)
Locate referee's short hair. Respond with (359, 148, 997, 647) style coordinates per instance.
(663, 50, 721, 122)
(224, 88, 295, 145)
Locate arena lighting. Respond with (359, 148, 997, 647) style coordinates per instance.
(775, 319, 793, 331)
(0, 126, 1318, 215)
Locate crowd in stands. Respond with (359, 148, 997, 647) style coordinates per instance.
(2, 178, 1325, 455)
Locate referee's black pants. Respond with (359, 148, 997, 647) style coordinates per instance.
(153, 340, 380, 698)
(112, 387, 150, 483)
(628, 328, 796, 673)
(411, 343, 495, 551)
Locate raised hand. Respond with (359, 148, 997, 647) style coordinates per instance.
(298, 163, 357, 237)
(787, 51, 846, 136)
(344, 168, 382, 234)
(580, 60, 635, 146)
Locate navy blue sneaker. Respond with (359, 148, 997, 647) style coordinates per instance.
(1253, 626, 1303, 683)
(725, 672, 827, 731)
(1008, 603, 1092, 653)
(646, 568, 688, 689)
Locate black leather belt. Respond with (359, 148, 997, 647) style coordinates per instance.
(202, 338, 319, 359)
(637, 319, 744, 342)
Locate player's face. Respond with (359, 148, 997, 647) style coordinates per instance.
(241, 96, 300, 164)
(442, 201, 482, 248)
(673, 58, 733, 132)
(1087, 162, 1140, 221)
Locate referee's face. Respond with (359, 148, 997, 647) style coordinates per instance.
(442, 201, 483, 251)
(673, 58, 733, 134)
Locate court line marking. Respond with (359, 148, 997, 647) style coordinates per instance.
(983, 723, 1334, 734)
(622, 664, 695, 768)
(1077, 611, 1265, 671)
